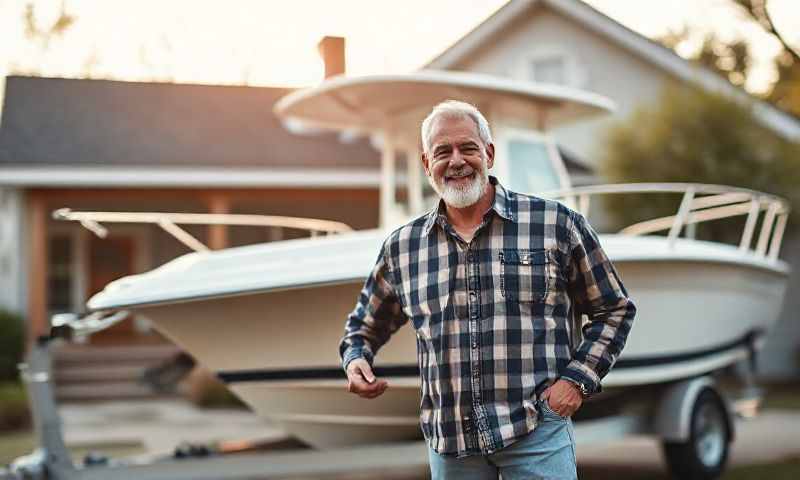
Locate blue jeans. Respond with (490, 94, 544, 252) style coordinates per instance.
(427, 399, 577, 480)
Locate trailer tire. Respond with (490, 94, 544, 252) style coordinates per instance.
(662, 387, 731, 480)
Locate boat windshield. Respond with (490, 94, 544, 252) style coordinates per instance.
(506, 138, 562, 194)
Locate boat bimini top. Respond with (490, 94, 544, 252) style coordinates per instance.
(275, 70, 616, 227)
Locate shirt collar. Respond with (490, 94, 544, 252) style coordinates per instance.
(422, 175, 516, 235)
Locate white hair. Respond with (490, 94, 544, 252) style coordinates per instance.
(420, 100, 493, 154)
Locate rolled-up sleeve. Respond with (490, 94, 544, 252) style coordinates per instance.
(561, 211, 636, 395)
(339, 241, 408, 372)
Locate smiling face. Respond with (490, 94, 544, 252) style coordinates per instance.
(422, 115, 495, 209)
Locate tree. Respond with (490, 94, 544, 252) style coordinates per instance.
(23, 0, 74, 47)
(731, 0, 800, 117)
(731, 0, 800, 62)
(767, 52, 800, 116)
(659, 29, 751, 88)
(10, 0, 77, 76)
(600, 86, 800, 245)
(657, 1, 800, 117)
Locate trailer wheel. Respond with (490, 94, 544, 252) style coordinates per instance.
(662, 388, 731, 480)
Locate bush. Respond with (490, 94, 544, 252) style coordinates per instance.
(600, 85, 800, 244)
(0, 382, 31, 431)
(0, 309, 25, 382)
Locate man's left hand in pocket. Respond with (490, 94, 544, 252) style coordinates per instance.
(541, 379, 583, 417)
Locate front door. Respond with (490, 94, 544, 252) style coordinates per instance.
(87, 235, 137, 344)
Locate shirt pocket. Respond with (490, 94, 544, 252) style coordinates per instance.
(499, 248, 554, 303)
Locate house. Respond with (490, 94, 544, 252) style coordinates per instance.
(0, 73, 385, 346)
(1, 0, 798, 379)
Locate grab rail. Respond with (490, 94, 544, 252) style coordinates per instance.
(538, 183, 790, 260)
(53, 209, 354, 253)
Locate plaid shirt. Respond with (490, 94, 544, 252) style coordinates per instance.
(339, 176, 636, 457)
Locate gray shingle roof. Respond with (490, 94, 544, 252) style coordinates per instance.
(0, 76, 379, 168)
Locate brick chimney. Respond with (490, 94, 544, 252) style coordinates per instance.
(318, 36, 346, 79)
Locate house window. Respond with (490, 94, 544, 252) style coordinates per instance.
(530, 55, 566, 85)
(518, 47, 586, 88)
(48, 235, 73, 314)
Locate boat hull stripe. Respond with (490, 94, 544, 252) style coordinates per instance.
(217, 330, 761, 384)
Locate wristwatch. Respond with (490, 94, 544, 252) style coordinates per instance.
(565, 379, 590, 398)
(575, 381, 590, 398)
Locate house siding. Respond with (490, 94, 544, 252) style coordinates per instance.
(0, 187, 24, 314)
(760, 228, 800, 379)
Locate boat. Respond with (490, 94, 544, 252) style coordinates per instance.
(58, 70, 791, 450)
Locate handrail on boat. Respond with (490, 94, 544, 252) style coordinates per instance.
(538, 183, 790, 261)
(52, 208, 354, 253)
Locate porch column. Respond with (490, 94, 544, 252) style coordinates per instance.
(207, 193, 230, 250)
(380, 135, 396, 228)
(27, 192, 48, 342)
(404, 143, 423, 216)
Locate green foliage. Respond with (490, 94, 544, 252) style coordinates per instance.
(767, 52, 800, 118)
(659, 28, 751, 88)
(0, 312, 29, 431)
(0, 430, 35, 464)
(24, 1, 75, 45)
(0, 382, 31, 432)
(0, 309, 25, 382)
(600, 86, 800, 245)
(731, 0, 800, 117)
(762, 381, 800, 411)
(657, 1, 800, 118)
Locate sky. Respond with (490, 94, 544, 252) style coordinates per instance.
(0, 0, 798, 102)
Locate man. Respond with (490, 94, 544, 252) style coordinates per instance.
(339, 100, 636, 479)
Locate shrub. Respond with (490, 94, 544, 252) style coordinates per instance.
(0, 382, 31, 431)
(0, 309, 25, 382)
(600, 85, 800, 244)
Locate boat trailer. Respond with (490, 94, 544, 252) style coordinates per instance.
(1, 334, 762, 480)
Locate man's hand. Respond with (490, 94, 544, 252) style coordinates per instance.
(345, 358, 388, 399)
(541, 379, 583, 417)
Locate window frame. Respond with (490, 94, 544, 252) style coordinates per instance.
(514, 46, 586, 89)
(492, 126, 572, 196)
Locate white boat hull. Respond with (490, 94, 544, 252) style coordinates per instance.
(118, 235, 788, 448)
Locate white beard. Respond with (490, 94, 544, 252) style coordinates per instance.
(429, 166, 489, 209)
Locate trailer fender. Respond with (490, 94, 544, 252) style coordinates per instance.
(654, 376, 734, 442)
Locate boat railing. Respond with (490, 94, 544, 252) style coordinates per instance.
(538, 183, 790, 261)
(52, 208, 354, 253)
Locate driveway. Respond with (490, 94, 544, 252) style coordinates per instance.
(54, 401, 800, 478)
